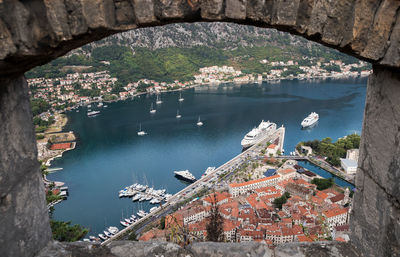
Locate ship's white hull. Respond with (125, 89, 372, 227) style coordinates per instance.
(301, 119, 318, 128)
(241, 121, 277, 148)
(301, 112, 319, 128)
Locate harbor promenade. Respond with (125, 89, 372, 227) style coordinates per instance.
(101, 127, 285, 245)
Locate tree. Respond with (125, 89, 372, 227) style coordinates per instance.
(128, 231, 137, 241)
(206, 193, 224, 242)
(273, 191, 291, 209)
(159, 216, 166, 230)
(50, 220, 88, 242)
(311, 178, 334, 190)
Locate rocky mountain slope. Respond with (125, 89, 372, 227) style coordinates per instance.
(81, 22, 311, 52)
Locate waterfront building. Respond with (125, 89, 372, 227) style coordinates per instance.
(340, 158, 358, 174)
(228, 175, 280, 197)
(202, 192, 230, 207)
(277, 168, 297, 181)
(323, 208, 349, 230)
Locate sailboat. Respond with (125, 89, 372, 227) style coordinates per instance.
(178, 92, 184, 102)
(176, 110, 181, 119)
(156, 94, 162, 104)
(197, 116, 203, 126)
(150, 103, 156, 114)
(137, 123, 147, 136)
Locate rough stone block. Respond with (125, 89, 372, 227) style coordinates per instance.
(225, 0, 246, 20)
(272, 0, 300, 27)
(132, 0, 157, 24)
(200, 0, 225, 20)
(361, 0, 400, 60)
(0, 76, 51, 257)
(358, 67, 400, 204)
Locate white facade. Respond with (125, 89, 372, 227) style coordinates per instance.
(340, 158, 358, 174)
(229, 175, 280, 197)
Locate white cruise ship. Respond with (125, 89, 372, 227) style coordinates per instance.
(301, 112, 319, 128)
(241, 120, 277, 149)
(174, 170, 196, 182)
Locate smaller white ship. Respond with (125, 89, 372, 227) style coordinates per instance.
(202, 167, 216, 177)
(178, 92, 184, 102)
(137, 123, 147, 136)
(197, 116, 203, 126)
(176, 110, 181, 119)
(174, 170, 196, 182)
(98, 102, 103, 108)
(150, 103, 156, 114)
(87, 110, 100, 116)
(156, 94, 163, 104)
(301, 112, 319, 128)
(107, 226, 119, 235)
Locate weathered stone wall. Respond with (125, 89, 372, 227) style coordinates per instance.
(36, 240, 360, 257)
(1, 1, 400, 257)
(0, 76, 52, 257)
(1, 0, 400, 77)
(351, 66, 400, 257)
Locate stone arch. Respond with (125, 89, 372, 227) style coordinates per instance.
(0, 1, 399, 257)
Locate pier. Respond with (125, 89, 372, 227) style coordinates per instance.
(101, 126, 285, 245)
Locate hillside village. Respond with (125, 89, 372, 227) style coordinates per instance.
(28, 59, 371, 115)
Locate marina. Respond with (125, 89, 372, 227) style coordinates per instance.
(48, 78, 367, 236)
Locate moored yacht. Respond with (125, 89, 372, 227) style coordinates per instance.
(120, 221, 129, 227)
(174, 170, 196, 182)
(176, 110, 181, 119)
(87, 110, 100, 117)
(137, 123, 147, 136)
(107, 226, 119, 235)
(301, 112, 319, 128)
(202, 167, 216, 177)
(241, 120, 277, 149)
(150, 103, 156, 114)
(156, 94, 162, 104)
(98, 234, 107, 240)
(178, 92, 184, 102)
(197, 116, 203, 126)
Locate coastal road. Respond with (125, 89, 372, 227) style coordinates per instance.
(101, 128, 284, 245)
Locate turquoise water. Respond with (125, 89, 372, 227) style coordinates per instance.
(297, 160, 355, 189)
(48, 77, 367, 234)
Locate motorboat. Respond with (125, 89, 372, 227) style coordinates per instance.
(174, 170, 196, 182)
(120, 221, 129, 227)
(107, 226, 119, 235)
(87, 110, 100, 117)
(98, 234, 107, 240)
(301, 112, 319, 128)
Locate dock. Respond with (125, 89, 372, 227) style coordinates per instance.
(100, 126, 285, 245)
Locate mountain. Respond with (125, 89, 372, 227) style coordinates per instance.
(80, 22, 311, 52)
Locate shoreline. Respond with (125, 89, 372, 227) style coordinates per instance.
(67, 73, 369, 112)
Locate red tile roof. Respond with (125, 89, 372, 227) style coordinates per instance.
(50, 143, 71, 150)
(323, 208, 348, 218)
(229, 175, 280, 188)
